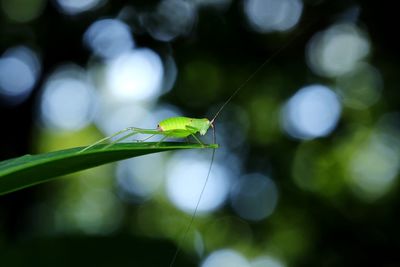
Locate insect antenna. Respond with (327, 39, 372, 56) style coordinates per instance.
(168, 130, 216, 267)
(170, 20, 314, 267)
(210, 58, 270, 124)
(210, 22, 312, 125)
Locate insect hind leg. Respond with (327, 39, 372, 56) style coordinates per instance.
(136, 134, 157, 142)
(79, 127, 137, 153)
(103, 129, 139, 149)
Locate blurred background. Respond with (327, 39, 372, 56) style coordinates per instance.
(1, 0, 400, 266)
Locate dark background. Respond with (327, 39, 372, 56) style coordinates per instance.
(1, 0, 400, 266)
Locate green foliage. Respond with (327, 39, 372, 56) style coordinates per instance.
(0, 142, 217, 195)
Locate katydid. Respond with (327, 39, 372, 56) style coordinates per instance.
(79, 117, 216, 153)
(79, 73, 248, 153)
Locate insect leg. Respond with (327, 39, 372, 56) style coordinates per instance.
(137, 134, 157, 142)
(183, 126, 205, 146)
(155, 132, 172, 147)
(103, 128, 161, 149)
(79, 127, 136, 153)
(190, 133, 205, 147)
(103, 131, 139, 149)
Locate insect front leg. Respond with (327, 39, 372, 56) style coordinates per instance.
(185, 125, 205, 147)
(190, 134, 205, 147)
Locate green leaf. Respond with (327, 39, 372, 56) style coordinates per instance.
(0, 142, 217, 195)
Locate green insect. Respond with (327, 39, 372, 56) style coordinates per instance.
(79, 116, 217, 153)
(79, 86, 235, 152)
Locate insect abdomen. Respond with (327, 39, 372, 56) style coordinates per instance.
(158, 117, 192, 131)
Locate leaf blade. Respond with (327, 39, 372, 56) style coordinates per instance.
(0, 142, 217, 195)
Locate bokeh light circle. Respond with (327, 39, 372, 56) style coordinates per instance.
(166, 152, 231, 214)
(54, 0, 105, 15)
(306, 23, 370, 77)
(244, 0, 303, 33)
(202, 249, 250, 267)
(106, 48, 164, 101)
(0, 46, 41, 105)
(230, 173, 279, 221)
(282, 84, 342, 140)
(83, 19, 134, 60)
(40, 65, 97, 131)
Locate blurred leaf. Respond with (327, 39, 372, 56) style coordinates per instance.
(0, 142, 217, 195)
